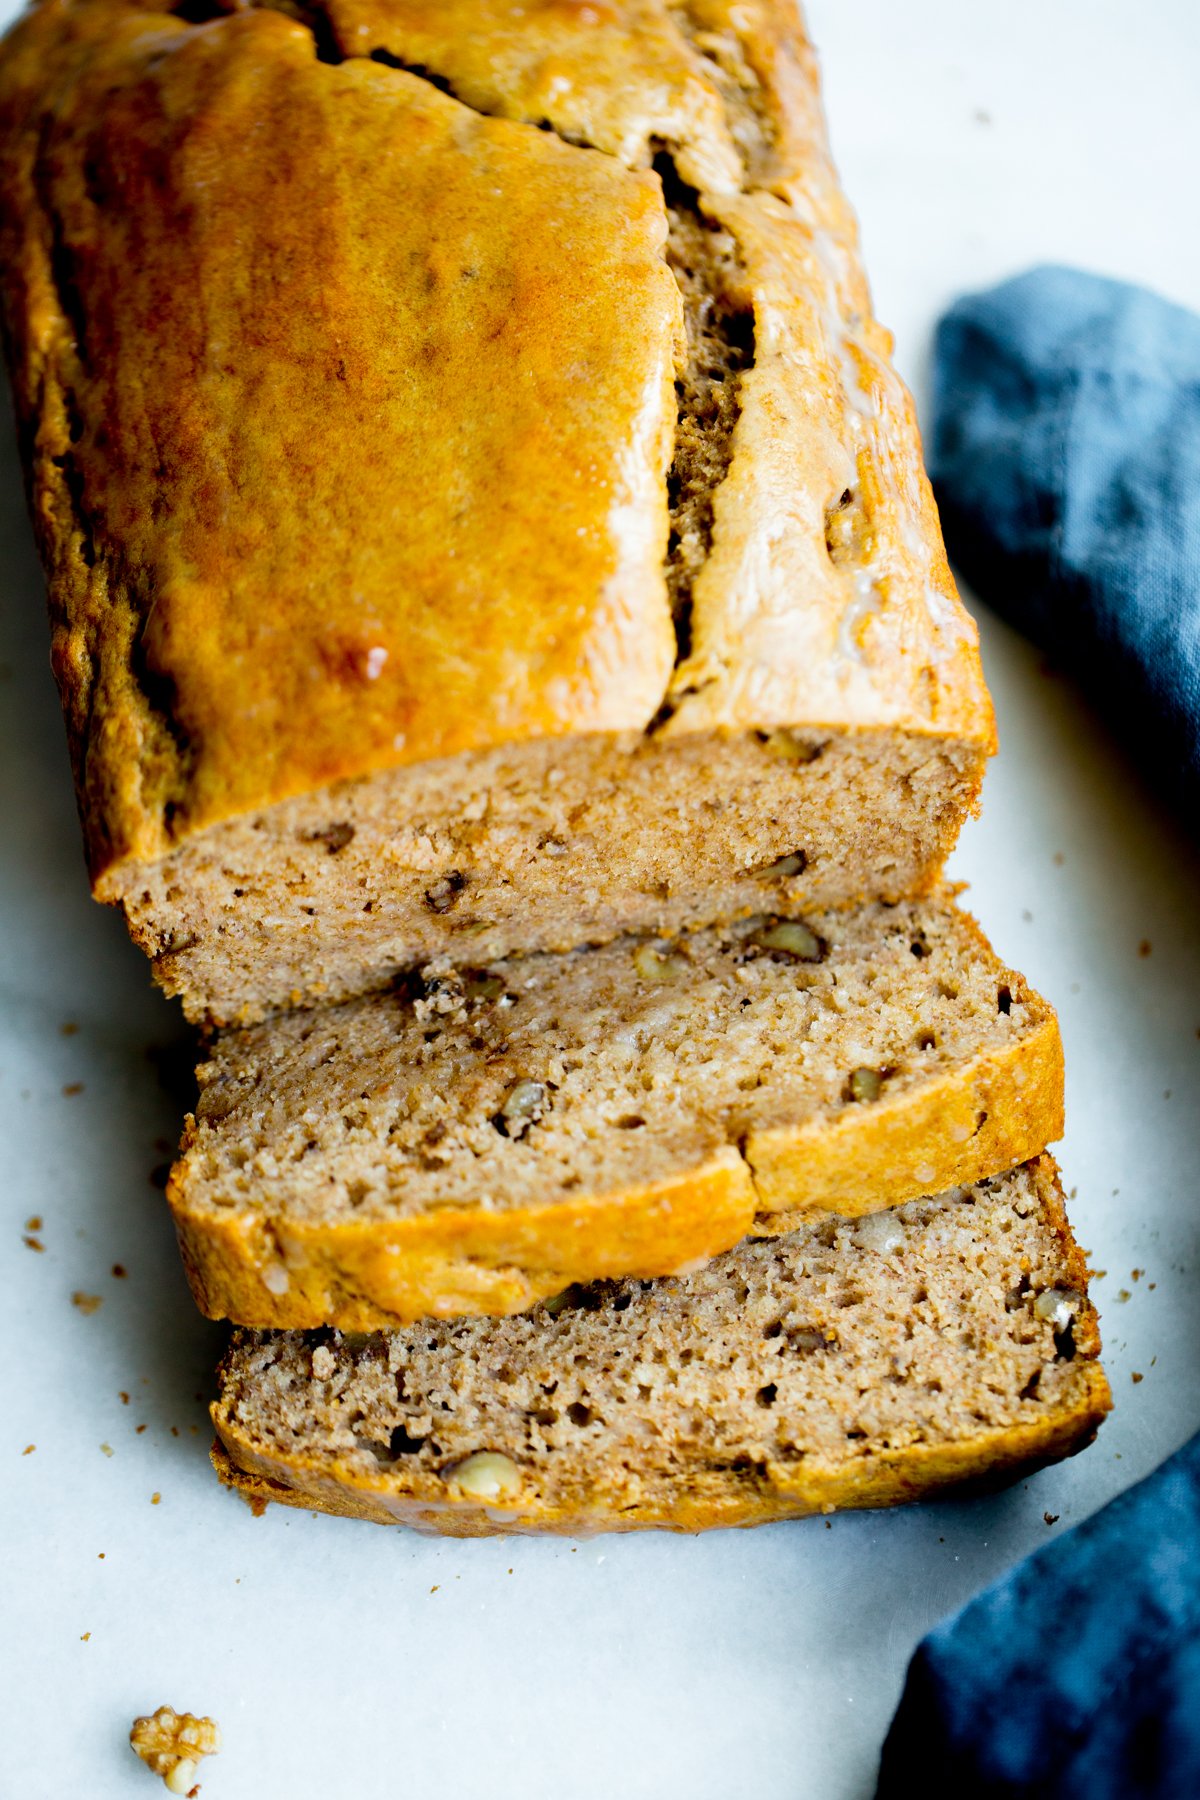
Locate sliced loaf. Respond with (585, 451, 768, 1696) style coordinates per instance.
(172, 895, 1062, 1329)
(212, 1157, 1110, 1536)
(0, 0, 993, 1026)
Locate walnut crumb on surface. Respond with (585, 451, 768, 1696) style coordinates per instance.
(130, 1706, 221, 1794)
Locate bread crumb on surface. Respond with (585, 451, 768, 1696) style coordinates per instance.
(100, 1443, 113, 1457)
(62, 1081, 85, 1096)
(22, 1235, 44, 1252)
(130, 1706, 221, 1794)
(151, 1492, 161, 1504)
(1044, 1511, 1060, 1525)
(22, 1444, 35, 1455)
(72, 1291, 103, 1314)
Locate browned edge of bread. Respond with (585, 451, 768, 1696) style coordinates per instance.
(211, 1393, 1108, 1537)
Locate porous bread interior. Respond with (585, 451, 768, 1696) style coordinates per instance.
(182, 894, 1040, 1227)
(215, 1163, 1104, 1517)
(109, 725, 982, 1026)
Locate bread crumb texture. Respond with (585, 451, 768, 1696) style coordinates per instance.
(213, 1158, 1110, 1535)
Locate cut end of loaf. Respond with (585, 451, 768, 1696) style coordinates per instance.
(106, 725, 985, 1025)
(211, 1158, 1110, 1535)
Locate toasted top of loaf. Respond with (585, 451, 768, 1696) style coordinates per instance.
(0, 0, 993, 888)
(169, 895, 1062, 1329)
(212, 1158, 1110, 1535)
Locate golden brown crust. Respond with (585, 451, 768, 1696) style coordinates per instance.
(212, 1388, 1111, 1534)
(0, 0, 680, 877)
(0, 0, 993, 911)
(173, 1153, 758, 1329)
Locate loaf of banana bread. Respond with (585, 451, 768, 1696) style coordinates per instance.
(0, 0, 994, 1024)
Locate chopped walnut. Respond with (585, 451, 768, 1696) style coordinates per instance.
(130, 1706, 221, 1794)
(412, 958, 468, 1025)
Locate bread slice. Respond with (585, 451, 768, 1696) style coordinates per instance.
(171, 895, 1063, 1329)
(0, 0, 993, 1026)
(212, 1158, 1110, 1535)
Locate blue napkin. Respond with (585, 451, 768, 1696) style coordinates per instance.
(877, 1433, 1200, 1797)
(876, 267, 1200, 1796)
(929, 265, 1200, 811)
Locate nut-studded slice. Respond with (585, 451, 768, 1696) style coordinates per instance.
(212, 1158, 1110, 1536)
(171, 893, 1062, 1329)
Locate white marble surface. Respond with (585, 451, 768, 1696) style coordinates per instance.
(3, 3, 1199, 1795)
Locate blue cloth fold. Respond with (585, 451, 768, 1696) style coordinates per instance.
(877, 266, 1200, 1796)
(877, 1435, 1200, 1798)
(930, 265, 1200, 811)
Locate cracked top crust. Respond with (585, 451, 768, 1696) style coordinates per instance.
(0, 0, 681, 875)
(0, 0, 994, 889)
